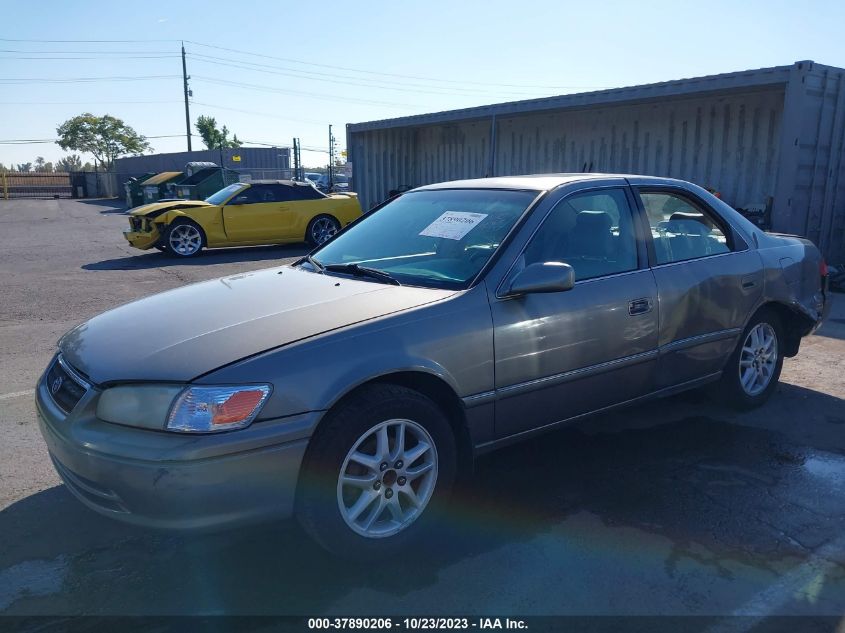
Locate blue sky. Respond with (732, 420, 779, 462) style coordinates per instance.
(2, 0, 844, 169)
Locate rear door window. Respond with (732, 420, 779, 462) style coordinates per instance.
(638, 191, 732, 264)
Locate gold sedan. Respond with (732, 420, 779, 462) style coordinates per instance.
(123, 180, 362, 257)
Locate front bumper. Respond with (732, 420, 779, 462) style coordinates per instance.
(36, 374, 319, 530)
(123, 228, 160, 250)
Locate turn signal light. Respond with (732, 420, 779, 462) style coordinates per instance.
(166, 384, 272, 433)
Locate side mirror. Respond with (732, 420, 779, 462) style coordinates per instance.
(507, 262, 575, 296)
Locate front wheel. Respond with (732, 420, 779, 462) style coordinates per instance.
(165, 220, 205, 257)
(719, 308, 784, 409)
(306, 214, 341, 247)
(296, 384, 456, 557)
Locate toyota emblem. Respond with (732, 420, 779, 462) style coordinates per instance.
(50, 376, 63, 395)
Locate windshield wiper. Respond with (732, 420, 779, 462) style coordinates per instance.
(302, 254, 324, 272)
(323, 263, 402, 286)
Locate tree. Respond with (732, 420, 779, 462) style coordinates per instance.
(195, 115, 242, 149)
(16, 162, 32, 173)
(56, 113, 150, 170)
(56, 154, 83, 172)
(34, 157, 54, 172)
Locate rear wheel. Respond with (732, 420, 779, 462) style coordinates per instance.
(165, 220, 205, 257)
(296, 384, 456, 558)
(306, 214, 341, 246)
(719, 308, 784, 409)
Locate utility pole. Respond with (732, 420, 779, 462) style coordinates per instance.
(292, 138, 302, 181)
(181, 42, 192, 151)
(328, 125, 335, 190)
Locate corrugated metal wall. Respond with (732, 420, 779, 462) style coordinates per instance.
(349, 62, 845, 262)
(351, 89, 786, 215)
(784, 64, 845, 260)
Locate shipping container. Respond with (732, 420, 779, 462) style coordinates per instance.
(347, 60, 845, 262)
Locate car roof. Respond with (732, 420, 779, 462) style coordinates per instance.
(415, 173, 689, 191)
(242, 180, 317, 187)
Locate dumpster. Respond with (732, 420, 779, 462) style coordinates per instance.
(170, 165, 240, 200)
(140, 171, 183, 204)
(123, 172, 155, 208)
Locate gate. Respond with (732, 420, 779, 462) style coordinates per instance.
(0, 172, 72, 199)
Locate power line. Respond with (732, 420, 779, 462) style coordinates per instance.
(191, 75, 415, 108)
(0, 36, 608, 91)
(190, 101, 327, 126)
(0, 55, 179, 60)
(0, 75, 180, 83)
(0, 48, 176, 54)
(0, 37, 176, 43)
(236, 138, 330, 153)
(0, 100, 181, 105)
(183, 40, 608, 91)
(0, 133, 195, 145)
(187, 52, 555, 98)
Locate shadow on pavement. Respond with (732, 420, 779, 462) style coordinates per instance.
(82, 244, 311, 270)
(2, 386, 845, 616)
(71, 198, 125, 213)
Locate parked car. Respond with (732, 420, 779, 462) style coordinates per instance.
(305, 172, 323, 183)
(123, 180, 361, 257)
(315, 173, 350, 193)
(37, 174, 829, 556)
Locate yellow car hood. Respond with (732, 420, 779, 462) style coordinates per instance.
(130, 199, 212, 218)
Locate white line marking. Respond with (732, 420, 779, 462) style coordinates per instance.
(0, 389, 35, 401)
(705, 535, 845, 632)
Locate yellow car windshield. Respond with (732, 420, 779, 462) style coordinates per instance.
(205, 183, 247, 205)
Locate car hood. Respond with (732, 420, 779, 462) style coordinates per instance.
(130, 200, 212, 218)
(59, 266, 454, 384)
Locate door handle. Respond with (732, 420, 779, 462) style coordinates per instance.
(741, 275, 757, 289)
(628, 298, 653, 316)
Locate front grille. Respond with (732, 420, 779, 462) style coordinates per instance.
(45, 356, 89, 414)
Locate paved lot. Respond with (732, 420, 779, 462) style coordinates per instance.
(1, 198, 845, 624)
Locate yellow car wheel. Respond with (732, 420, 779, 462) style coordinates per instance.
(165, 220, 206, 258)
(307, 215, 341, 247)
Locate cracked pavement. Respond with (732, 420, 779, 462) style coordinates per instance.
(1, 198, 844, 625)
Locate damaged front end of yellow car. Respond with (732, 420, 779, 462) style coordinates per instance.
(124, 214, 163, 250)
(122, 199, 211, 252)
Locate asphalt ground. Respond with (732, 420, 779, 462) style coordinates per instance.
(1, 198, 844, 629)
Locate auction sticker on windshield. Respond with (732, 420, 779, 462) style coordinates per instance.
(419, 211, 488, 240)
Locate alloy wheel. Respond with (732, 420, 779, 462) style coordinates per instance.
(739, 322, 778, 396)
(168, 224, 202, 256)
(336, 418, 438, 538)
(311, 217, 339, 245)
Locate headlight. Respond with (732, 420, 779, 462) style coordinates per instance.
(166, 385, 272, 433)
(96, 384, 271, 433)
(97, 384, 184, 430)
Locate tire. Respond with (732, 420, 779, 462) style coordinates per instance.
(296, 384, 457, 558)
(719, 308, 784, 410)
(164, 220, 205, 258)
(306, 214, 341, 247)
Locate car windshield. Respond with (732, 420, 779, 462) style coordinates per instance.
(205, 183, 246, 205)
(310, 189, 538, 289)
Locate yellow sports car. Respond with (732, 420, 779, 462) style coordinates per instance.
(123, 180, 362, 257)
